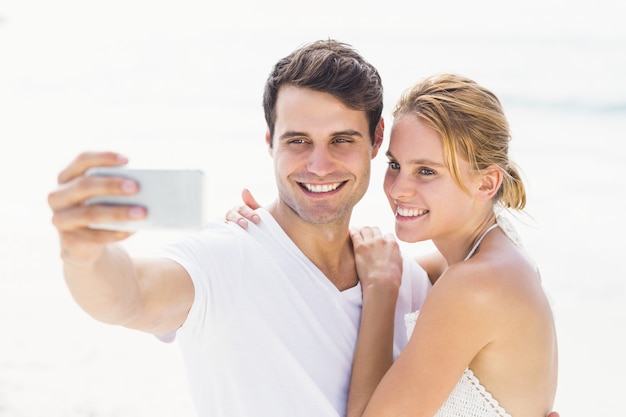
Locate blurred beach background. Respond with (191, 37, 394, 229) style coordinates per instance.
(1, 1, 624, 416)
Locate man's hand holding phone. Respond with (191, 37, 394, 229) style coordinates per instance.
(48, 151, 205, 265)
(48, 152, 145, 264)
(85, 166, 205, 231)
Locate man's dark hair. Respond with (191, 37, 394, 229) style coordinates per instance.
(263, 39, 384, 146)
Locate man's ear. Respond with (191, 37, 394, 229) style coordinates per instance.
(265, 130, 273, 156)
(477, 164, 503, 200)
(371, 118, 385, 159)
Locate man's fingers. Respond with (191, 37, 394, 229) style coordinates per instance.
(51, 204, 146, 232)
(57, 151, 127, 184)
(48, 174, 139, 211)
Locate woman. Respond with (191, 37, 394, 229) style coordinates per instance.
(228, 74, 558, 416)
(347, 74, 557, 416)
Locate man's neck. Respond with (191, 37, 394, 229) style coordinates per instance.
(268, 201, 358, 291)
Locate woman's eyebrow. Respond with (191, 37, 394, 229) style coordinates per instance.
(385, 150, 445, 167)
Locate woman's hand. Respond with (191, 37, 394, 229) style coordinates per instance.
(347, 226, 402, 417)
(225, 188, 262, 228)
(350, 226, 402, 294)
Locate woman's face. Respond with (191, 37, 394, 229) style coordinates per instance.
(383, 115, 481, 243)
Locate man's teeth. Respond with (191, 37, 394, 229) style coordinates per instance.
(303, 183, 342, 193)
(396, 207, 428, 217)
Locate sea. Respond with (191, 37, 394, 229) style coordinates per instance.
(1, 1, 624, 416)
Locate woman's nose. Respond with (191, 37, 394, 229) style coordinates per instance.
(386, 173, 416, 201)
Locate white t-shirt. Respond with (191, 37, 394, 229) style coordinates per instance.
(154, 208, 431, 417)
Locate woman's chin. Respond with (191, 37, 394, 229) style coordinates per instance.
(395, 227, 424, 244)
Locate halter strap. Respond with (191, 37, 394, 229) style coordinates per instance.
(464, 223, 499, 261)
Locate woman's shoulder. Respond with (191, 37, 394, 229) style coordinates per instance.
(436, 242, 540, 312)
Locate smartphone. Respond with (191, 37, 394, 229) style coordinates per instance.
(85, 167, 206, 231)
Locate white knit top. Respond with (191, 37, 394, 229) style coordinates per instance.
(403, 215, 520, 417)
(405, 312, 512, 417)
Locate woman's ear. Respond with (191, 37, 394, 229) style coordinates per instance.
(477, 165, 503, 200)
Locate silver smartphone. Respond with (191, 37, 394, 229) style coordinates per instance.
(85, 167, 206, 231)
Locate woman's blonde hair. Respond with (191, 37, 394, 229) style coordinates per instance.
(393, 73, 526, 210)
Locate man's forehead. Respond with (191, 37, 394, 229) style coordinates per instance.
(274, 86, 369, 134)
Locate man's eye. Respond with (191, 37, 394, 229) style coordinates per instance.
(334, 137, 352, 144)
(387, 161, 400, 170)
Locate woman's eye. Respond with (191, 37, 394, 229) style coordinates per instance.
(387, 161, 400, 170)
(419, 167, 435, 176)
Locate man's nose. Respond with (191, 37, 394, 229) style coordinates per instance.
(307, 145, 335, 176)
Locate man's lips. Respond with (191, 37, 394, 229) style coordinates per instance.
(298, 181, 345, 193)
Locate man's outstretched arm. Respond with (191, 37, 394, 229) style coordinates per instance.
(48, 151, 193, 334)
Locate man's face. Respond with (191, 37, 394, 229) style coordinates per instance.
(268, 85, 382, 227)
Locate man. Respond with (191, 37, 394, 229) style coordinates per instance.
(48, 40, 430, 416)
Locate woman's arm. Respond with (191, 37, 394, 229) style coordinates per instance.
(360, 265, 487, 416)
(415, 251, 447, 285)
(347, 227, 402, 417)
(353, 258, 501, 417)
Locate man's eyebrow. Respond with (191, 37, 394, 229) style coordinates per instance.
(278, 131, 308, 140)
(333, 129, 363, 138)
(279, 130, 364, 140)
